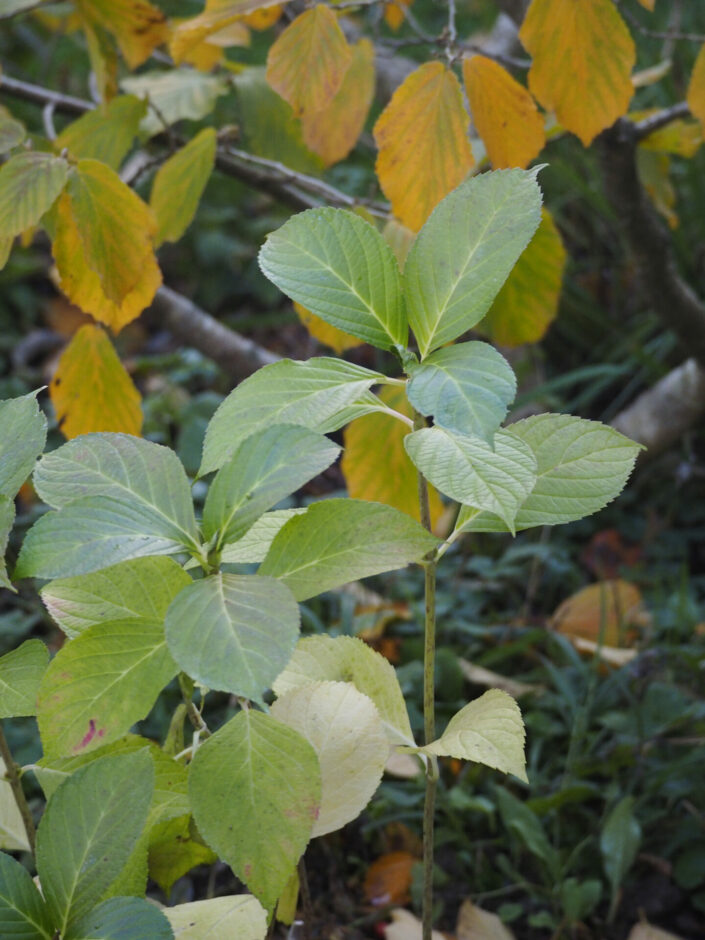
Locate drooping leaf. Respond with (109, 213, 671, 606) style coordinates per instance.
(294, 302, 362, 354)
(35, 750, 154, 935)
(0, 757, 31, 852)
(0, 117, 26, 153)
(272, 681, 388, 836)
(455, 415, 642, 533)
(407, 342, 516, 442)
(200, 358, 387, 475)
(219, 509, 306, 564)
(273, 634, 414, 746)
(0, 850, 54, 939)
(259, 208, 406, 350)
(64, 897, 174, 940)
(259, 498, 439, 601)
(0, 152, 68, 239)
(417, 689, 527, 782)
(164, 896, 267, 940)
(266, 6, 351, 117)
(54, 96, 147, 170)
(37, 618, 178, 758)
(301, 38, 375, 166)
(405, 428, 537, 532)
(404, 168, 543, 358)
(463, 55, 545, 169)
(74, 0, 168, 69)
(150, 128, 216, 246)
(342, 385, 444, 527)
(165, 574, 299, 703)
(374, 62, 473, 231)
(477, 208, 566, 347)
(41, 556, 191, 639)
(121, 70, 228, 138)
(0, 639, 48, 718)
(687, 44, 705, 134)
(520, 0, 635, 146)
(189, 709, 321, 911)
(202, 424, 340, 549)
(0, 391, 47, 497)
(50, 324, 143, 439)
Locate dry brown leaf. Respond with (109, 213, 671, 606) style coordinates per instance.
(385, 908, 446, 940)
(550, 579, 648, 647)
(458, 660, 542, 699)
(456, 900, 515, 940)
(627, 923, 686, 940)
(364, 852, 417, 907)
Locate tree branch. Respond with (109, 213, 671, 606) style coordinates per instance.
(633, 102, 691, 140)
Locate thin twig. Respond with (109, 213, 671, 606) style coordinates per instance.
(179, 674, 211, 740)
(616, 0, 705, 42)
(0, 722, 36, 854)
(632, 101, 691, 140)
(446, 0, 458, 62)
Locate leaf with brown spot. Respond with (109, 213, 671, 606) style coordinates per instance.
(266, 6, 352, 118)
(50, 324, 142, 440)
(520, 0, 635, 146)
(463, 55, 545, 169)
(75, 0, 168, 69)
(301, 39, 375, 166)
(374, 62, 473, 231)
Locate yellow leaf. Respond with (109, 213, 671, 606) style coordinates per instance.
(301, 39, 375, 167)
(80, 17, 119, 102)
(520, 0, 635, 146)
(241, 4, 282, 29)
(478, 208, 565, 347)
(151, 128, 216, 246)
(550, 580, 647, 648)
(50, 323, 142, 439)
(463, 55, 545, 169)
(382, 219, 415, 270)
(374, 62, 473, 231)
(636, 0, 655, 9)
(62, 159, 158, 305)
(294, 302, 362, 355)
(687, 44, 705, 133)
(635, 112, 702, 158)
(170, 7, 251, 65)
(342, 385, 443, 529)
(51, 191, 162, 332)
(384, 0, 411, 31)
(75, 0, 168, 70)
(266, 6, 352, 118)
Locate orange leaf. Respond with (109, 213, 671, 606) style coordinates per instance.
(374, 62, 473, 231)
(301, 39, 375, 167)
(342, 385, 444, 529)
(384, 0, 411, 31)
(550, 579, 647, 648)
(294, 302, 362, 355)
(50, 324, 142, 439)
(687, 44, 705, 133)
(364, 852, 416, 907)
(266, 6, 352, 118)
(75, 0, 168, 70)
(520, 0, 635, 146)
(463, 55, 545, 169)
(478, 208, 565, 346)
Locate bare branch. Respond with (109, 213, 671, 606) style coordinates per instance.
(633, 101, 691, 140)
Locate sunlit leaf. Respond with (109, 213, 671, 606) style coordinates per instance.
(463, 55, 545, 169)
(520, 0, 635, 146)
(375, 62, 473, 231)
(266, 6, 351, 117)
(165, 895, 267, 939)
(50, 324, 142, 438)
(75, 0, 168, 69)
(151, 127, 216, 246)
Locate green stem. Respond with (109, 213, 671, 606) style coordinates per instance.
(0, 721, 36, 854)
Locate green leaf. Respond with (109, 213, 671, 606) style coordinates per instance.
(36, 750, 154, 935)
(203, 425, 340, 549)
(0, 758, 31, 851)
(272, 681, 388, 836)
(200, 358, 386, 475)
(164, 896, 267, 939)
(273, 634, 414, 746)
(150, 128, 216, 247)
(406, 342, 516, 443)
(147, 815, 216, 895)
(455, 414, 642, 533)
(0, 152, 68, 239)
(600, 796, 641, 902)
(259, 498, 439, 601)
(416, 689, 526, 782)
(0, 851, 54, 940)
(0, 496, 15, 592)
(259, 208, 406, 350)
(0, 117, 26, 154)
(165, 573, 299, 703)
(404, 168, 543, 358)
(220, 509, 306, 564)
(495, 787, 560, 878)
(40, 557, 191, 639)
(0, 639, 48, 718)
(120, 70, 228, 138)
(0, 392, 47, 498)
(405, 427, 537, 533)
(37, 619, 178, 758)
(189, 709, 321, 912)
(65, 897, 174, 940)
(54, 96, 148, 170)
